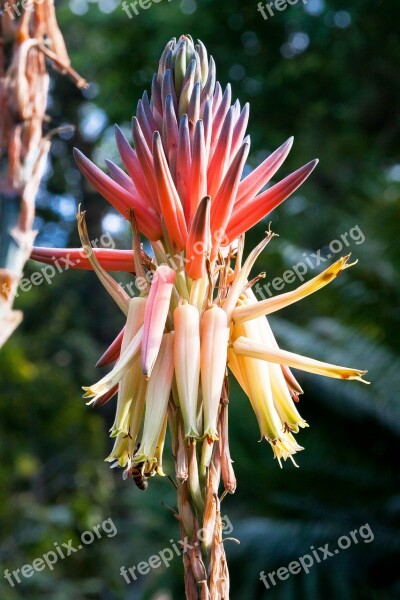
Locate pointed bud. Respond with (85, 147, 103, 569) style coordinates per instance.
(152, 131, 188, 251)
(209, 84, 231, 159)
(207, 106, 234, 199)
(131, 117, 159, 207)
(176, 115, 192, 214)
(74, 148, 161, 240)
(186, 196, 211, 280)
(227, 159, 319, 241)
(173, 40, 187, 95)
(230, 102, 250, 159)
(106, 159, 137, 194)
(200, 55, 216, 106)
(178, 58, 196, 117)
(210, 141, 250, 260)
(186, 120, 207, 220)
(114, 125, 156, 206)
(30, 247, 136, 272)
(236, 137, 293, 204)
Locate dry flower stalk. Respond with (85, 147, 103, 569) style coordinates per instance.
(0, 1, 86, 347)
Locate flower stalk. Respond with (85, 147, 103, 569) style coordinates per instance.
(31, 35, 368, 599)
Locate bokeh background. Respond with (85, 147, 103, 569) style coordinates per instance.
(1, 0, 399, 598)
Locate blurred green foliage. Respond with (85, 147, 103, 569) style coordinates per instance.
(1, 0, 399, 598)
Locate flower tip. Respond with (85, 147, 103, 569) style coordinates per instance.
(358, 371, 370, 384)
(156, 264, 177, 284)
(153, 130, 161, 144)
(73, 147, 85, 164)
(283, 136, 294, 150)
(114, 124, 125, 142)
(204, 431, 219, 442)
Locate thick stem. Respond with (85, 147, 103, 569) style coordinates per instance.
(174, 411, 230, 599)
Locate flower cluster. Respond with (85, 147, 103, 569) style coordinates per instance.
(32, 35, 367, 487)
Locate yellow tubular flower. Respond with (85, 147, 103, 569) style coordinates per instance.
(83, 326, 143, 400)
(227, 347, 249, 396)
(105, 431, 129, 468)
(233, 255, 356, 323)
(233, 336, 368, 382)
(232, 318, 286, 445)
(242, 291, 307, 432)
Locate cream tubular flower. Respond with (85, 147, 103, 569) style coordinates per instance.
(174, 302, 201, 438)
(201, 305, 229, 439)
(134, 332, 175, 463)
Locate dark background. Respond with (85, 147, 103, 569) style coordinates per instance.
(1, 0, 399, 598)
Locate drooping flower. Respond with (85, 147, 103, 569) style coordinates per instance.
(31, 34, 367, 479)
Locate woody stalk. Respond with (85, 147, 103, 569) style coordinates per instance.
(31, 36, 368, 599)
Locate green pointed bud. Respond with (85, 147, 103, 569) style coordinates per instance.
(174, 42, 187, 96)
